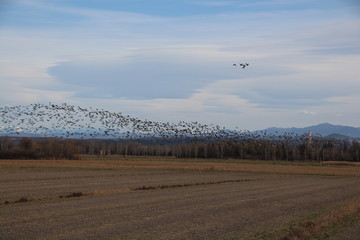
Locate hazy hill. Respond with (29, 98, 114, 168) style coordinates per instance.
(263, 123, 360, 139)
(2, 123, 360, 141)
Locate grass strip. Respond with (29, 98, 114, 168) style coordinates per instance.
(2, 179, 255, 205)
(1, 159, 360, 176)
(278, 197, 360, 240)
(131, 178, 258, 191)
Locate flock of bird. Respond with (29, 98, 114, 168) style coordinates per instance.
(233, 63, 249, 68)
(0, 62, 251, 141)
(0, 103, 311, 145)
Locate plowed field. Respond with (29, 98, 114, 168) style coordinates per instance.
(1, 159, 360, 239)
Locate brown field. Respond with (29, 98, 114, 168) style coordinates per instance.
(1, 156, 360, 176)
(1, 157, 360, 239)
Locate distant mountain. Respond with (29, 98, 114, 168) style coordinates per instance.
(262, 123, 360, 139)
(325, 133, 356, 141)
(2, 122, 360, 142)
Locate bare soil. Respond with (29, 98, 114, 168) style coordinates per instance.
(1, 159, 360, 239)
(1, 158, 360, 176)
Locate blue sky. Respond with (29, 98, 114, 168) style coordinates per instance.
(0, 0, 359, 130)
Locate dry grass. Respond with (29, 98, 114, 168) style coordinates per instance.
(279, 197, 360, 240)
(322, 161, 360, 166)
(3, 189, 134, 205)
(131, 178, 257, 191)
(86, 189, 134, 195)
(0, 157, 360, 176)
(1, 163, 360, 239)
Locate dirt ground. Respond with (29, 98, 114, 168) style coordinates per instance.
(1, 158, 360, 176)
(1, 160, 360, 239)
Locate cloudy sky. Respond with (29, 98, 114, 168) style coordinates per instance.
(1, 0, 359, 130)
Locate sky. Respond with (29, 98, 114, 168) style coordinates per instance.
(0, 0, 359, 130)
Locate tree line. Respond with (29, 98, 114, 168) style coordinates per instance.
(0, 137, 80, 159)
(0, 136, 359, 162)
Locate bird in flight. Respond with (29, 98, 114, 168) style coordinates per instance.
(233, 63, 249, 68)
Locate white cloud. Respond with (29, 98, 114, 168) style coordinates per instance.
(1, 0, 359, 129)
(300, 110, 317, 116)
(0, 81, 75, 105)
